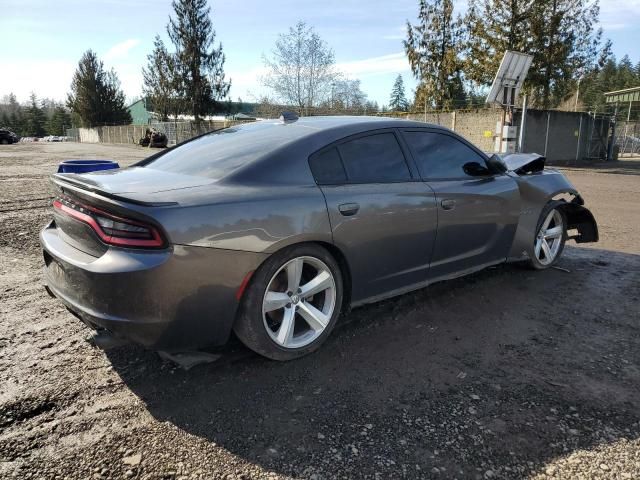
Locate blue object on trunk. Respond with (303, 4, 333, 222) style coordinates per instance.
(57, 160, 120, 174)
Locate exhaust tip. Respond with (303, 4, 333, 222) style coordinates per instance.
(89, 330, 130, 350)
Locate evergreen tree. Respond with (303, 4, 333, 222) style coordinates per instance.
(365, 100, 380, 113)
(617, 55, 637, 88)
(464, 0, 534, 87)
(142, 35, 182, 121)
(67, 50, 132, 127)
(528, 0, 602, 108)
(389, 74, 409, 111)
(580, 54, 640, 115)
(47, 106, 72, 136)
(404, 0, 465, 110)
(2, 93, 25, 134)
(464, 0, 602, 108)
(167, 0, 230, 122)
(23, 93, 47, 137)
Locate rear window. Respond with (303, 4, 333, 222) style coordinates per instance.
(142, 121, 305, 179)
(309, 147, 347, 185)
(337, 133, 411, 183)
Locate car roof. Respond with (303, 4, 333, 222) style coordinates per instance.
(265, 115, 445, 136)
(227, 116, 449, 153)
(223, 116, 452, 184)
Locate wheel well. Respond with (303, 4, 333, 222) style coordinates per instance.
(314, 241, 352, 313)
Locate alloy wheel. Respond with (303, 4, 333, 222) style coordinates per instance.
(262, 256, 336, 349)
(534, 209, 564, 266)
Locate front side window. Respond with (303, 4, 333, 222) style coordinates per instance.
(403, 131, 487, 180)
(337, 133, 411, 183)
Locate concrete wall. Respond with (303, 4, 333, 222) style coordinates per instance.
(517, 110, 589, 163)
(396, 109, 609, 162)
(401, 110, 505, 152)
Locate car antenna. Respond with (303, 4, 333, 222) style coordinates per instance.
(279, 111, 299, 124)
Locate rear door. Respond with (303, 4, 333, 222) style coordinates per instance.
(310, 130, 438, 303)
(401, 129, 520, 281)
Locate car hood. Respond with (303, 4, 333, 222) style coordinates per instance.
(487, 152, 546, 174)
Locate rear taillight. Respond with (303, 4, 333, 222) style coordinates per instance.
(53, 196, 166, 248)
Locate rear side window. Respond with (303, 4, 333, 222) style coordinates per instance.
(338, 133, 411, 183)
(403, 131, 487, 179)
(309, 147, 347, 185)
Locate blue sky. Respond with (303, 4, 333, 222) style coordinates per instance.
(1, 0, 639, 107)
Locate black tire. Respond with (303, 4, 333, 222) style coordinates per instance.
(0, 139, 9, 145)
(527, 200, 567, 270)
(234, 243, 343, 361)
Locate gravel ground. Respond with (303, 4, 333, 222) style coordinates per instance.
(0, 142, 639, 480)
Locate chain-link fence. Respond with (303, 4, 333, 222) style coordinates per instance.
(613, 121, 640, 157)
(149, 120, 252, 145)
(63, 110, 623, 163)
(64, 120, 253, 146)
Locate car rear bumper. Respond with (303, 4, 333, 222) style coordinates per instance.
(40, 221, 268, 351)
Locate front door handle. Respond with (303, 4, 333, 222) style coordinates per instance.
(441, 199, 456, 210)
(338, 203, 360, 216)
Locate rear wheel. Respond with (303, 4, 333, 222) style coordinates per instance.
(0, 139, 8, 145)
(528, 201, 567, 269)
(234, 244, 343, 361)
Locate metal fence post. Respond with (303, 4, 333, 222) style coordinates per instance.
(518, 95, 527, 152)
(543, 111, 551, 158)
(575, 114, 583, 162)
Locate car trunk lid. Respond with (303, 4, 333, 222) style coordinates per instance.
(48, 168, 195, 256)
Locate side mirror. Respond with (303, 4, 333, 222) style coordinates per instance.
(463, 161, 492, 176)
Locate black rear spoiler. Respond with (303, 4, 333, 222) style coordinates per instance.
(50, 174, 178, 207)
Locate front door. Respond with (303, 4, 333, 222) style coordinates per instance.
(401, 129, 520, 281)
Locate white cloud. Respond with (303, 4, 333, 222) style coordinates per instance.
(336, 52, 411, 78)
(0, 60, 76, 102)
(600, 0, 640, 31)
(225, 64, 268, 101)
(104, 39, 140, 61)
(382, 26, 406, 41)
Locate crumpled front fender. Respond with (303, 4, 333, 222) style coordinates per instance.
(507, 170, 598, 261)
(558, 201, 599, 243)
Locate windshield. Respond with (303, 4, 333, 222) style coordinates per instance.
(142, 121, 302, 180)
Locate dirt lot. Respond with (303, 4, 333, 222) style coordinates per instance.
(1, 142, 639, 480)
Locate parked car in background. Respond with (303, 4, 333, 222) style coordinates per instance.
(41, 116, 599, 361)
(0, 128, 20, 144)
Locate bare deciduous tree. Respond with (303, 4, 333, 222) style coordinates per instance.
(262, 21, 339, 114)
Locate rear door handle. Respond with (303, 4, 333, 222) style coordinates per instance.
(441, 199, 456, 210)
(338, 203, 360, 216)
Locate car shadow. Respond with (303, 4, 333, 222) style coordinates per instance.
(105, 246, 640, 478)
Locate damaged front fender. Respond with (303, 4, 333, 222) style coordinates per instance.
(507, 169, 599, 261)
(558, 200, 599, 243)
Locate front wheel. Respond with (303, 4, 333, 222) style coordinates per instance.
(528, 201, 567, 269)
(234, 244, 343, 361)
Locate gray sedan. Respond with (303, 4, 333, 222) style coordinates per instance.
(40, 116, 598, 360)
